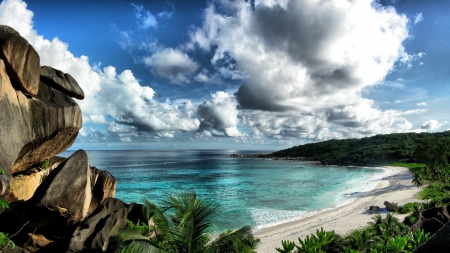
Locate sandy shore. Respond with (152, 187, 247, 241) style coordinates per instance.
(253, 166, 421, 252)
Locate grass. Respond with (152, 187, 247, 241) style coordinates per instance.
(388, 162, 424, 174)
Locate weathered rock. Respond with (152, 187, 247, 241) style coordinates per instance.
(40, 66, 84, 99)
(0, 59, 82, 196)
(414, 220, 450, 253)
(384, 201, 398, 212)
(8, 157, 65, 202)
(2, 245, 31, 253)
(24, 233, 54, 252)
(88, 167, 117, 213)
(68, 198, 148, 253)
(410, 207, 450, 237)
(31, 150, 93, 223)
(369, 205, 380, 214)
(0, 25, 39, 95)
(421, 206, 450, 224)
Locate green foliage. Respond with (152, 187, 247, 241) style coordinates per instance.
(39, 158, 50, 170)
(276, 240, 295, 253)
(0, 170, 4, 175)
(396, 202, 423, 214)
(388, 163, 425, 173)
(414, 136, 450, 185)
(276, 214, 425, 253)
(0, 200, 8, 212)
(118, 192, 259, 253)
(125, 220, 150, 237)
(0, 232, 15, 250)
(273, 131, 450, 165)
(275, 228, 338, 253)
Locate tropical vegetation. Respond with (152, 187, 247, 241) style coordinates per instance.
(115, 192, 259, 253)
(273, 134, 450, 252)
(273, 131, 450, 165)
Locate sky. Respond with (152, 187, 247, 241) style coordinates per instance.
(0, 0, 449, 150)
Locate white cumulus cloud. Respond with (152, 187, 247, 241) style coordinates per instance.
(417, 102, 427, 106)
(420, 120, 441, 130)
(189, 0, 413, 140)
(197, 91, 241, 137)
(143, 48, 198, 84)
(0, 0, 200, 142)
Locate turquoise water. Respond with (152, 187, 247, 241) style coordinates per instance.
(61, 149, 386, 232)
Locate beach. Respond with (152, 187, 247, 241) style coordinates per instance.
(254, 166, 421, 252)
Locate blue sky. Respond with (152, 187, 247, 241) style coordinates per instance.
(0, 0, 449, 150)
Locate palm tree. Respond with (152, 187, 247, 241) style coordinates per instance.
(119, 192, 259, 253)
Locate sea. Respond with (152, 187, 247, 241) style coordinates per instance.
(60, 149, 390, 233)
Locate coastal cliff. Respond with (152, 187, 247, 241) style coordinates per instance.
(0, 25, 146, 253)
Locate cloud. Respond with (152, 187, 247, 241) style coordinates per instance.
(413, 13, 423, 24)
(143, 48, 198, 83)
(189, 0, 413, 139)
(417, 102, 427, 106)
(394, 100, 401, 104)
(132, 3, 157, 29)
(197, 92, 241, 137)
(95, 67, 200, 132)
(0, 0, 200, 142)
(420, 120, 441, 130)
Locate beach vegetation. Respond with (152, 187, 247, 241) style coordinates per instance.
(116, 192, 259, 253)
(275, 214, 428, 253)
(275, 228, 340, 253)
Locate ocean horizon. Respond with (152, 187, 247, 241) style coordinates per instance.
(60, 149, 388, 233)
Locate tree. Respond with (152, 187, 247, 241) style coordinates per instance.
(119, 192, 259, 253)
(414, 136, 450, 185)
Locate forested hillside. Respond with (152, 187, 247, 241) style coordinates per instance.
(273, 131, 450, 165)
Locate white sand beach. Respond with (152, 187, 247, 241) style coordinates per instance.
(253, 166, 421, 253)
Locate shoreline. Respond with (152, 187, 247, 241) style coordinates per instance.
(253, 166, 421, 252)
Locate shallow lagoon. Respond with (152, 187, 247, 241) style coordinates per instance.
(61, 149, 385, 232)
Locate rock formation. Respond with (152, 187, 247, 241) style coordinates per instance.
(409, 206, 450, 236)
(0, 25, 139, 253)
(413, 220, 450, 253)
(384, 201, 398, 212)
(0, 24, 82, 196)
(412, 206, 450, 252)
(68, 198, 147, 252)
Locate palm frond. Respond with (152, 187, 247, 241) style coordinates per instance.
(204, 225, 256, 253)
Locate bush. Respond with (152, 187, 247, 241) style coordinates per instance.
(39, 159, 50, 170)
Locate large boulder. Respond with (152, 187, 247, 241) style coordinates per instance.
(0, 58, 82, 196)
(31, 150, 93, 223)
(410, 206, 450, 236)
(8, 156, 65, 202)
(40, 66, 84, 100)
(0, 25, 39, 95)
(68, 198, 148, 253)
(88, 167, 117, 214)
(384, 201, 398, 212)
(0, 151, 118, 252)
(414, 221, 450, 253)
